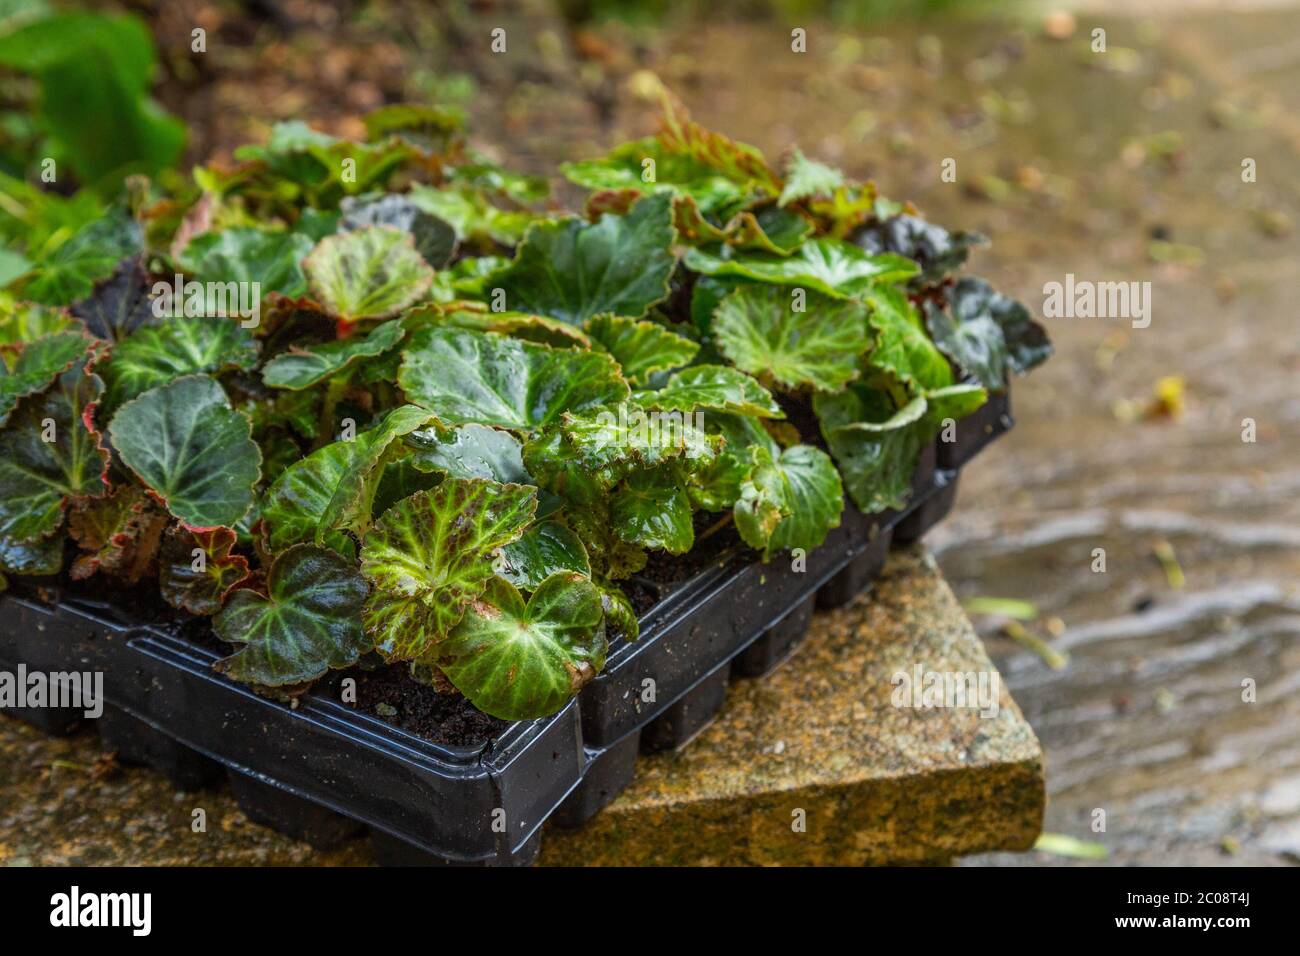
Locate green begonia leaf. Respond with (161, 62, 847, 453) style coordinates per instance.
(733, 444, 843, 559)
(713, 284, 868, 392)
(684, 237, 917, 300)
(498, 521, 591, 591)
(596, 580, 639, 641)
(18, 212, 142, 305)
(303, 226, 434, 321)
(398, 326, 628, 430)
(262, 318, 403, 390)
(100, 316, 259, 413)
(213, 544, 370, 686)
(260, 439, 364, 555)
(405, 422, 528, 482)
(316, 404, 437, 541)
(611, 468, 694, 554)
(634, 364, 783, 417)
(0, 330, 90, 425)
(360, 479, 536, 662)
(0, 354, 108, 541)
(439, 572, 606, 721)
(779, 149, 846, 207)
(178, 227, 315, 299)
(924, 277, 1051, 389)
(862, 283, 953, 392)
(584, 314, 699, 385)
(488, 193, 676, 325)
(109, 374, 261, 529)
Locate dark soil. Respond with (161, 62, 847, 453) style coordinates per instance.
(324, 664, 508, 748)
(630, 510, 745, 599)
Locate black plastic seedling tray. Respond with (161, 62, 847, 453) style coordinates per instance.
(0, 388, 1012, 865)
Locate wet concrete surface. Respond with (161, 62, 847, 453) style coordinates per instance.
(3, 2, 1297, 865)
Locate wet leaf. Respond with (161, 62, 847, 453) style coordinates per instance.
(109, 374, 260, 529)
(178, 226, 315, 299)
(214, 544, 369, 686)
(158, 525, 251, 615)
(634, 363, 782, 418)
(360, 479, 537, 661)
(498, 521, 591, 591)
(100, 315, 258, 413)
(262, 318, 403, 390)
(0, 330, 90, 425)
(610, 467, 694, 554)
(733, 444, 843, 559)
(489, 192, 676, 325)
(0, 354, 109, 541)
(440, 572, 606, 721)
(398, 326, 628, 430)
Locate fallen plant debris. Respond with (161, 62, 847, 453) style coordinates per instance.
(0, 93, 1049, 722)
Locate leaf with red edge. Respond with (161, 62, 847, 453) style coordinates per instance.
(158, 525, 251, 615)
(67, 484, 168, 583)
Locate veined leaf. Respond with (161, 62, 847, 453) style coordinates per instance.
(339, 194, 456, 269)
(0, 354, 109, 541)
(611, 467, 694, 553)
(688, 411, 779, 511)
(158, 525, 251, 615)
(109, 374, 260, 529)
(523, 404, 717, 506)
(584, 314, 699, 385)
(779, 149, 846, 207)
(66, 484, 167, 583)
(634, 364, 783, 417)
(213, 544, 369, 687)
(684, 237, 918, 300)
(498, 521, 591, 590)
(733, 444, 842, 559)
(0, 330, 90, 425)
(405, 422, 530, 483)
(713, 284, 868, 392)
(17, 212, 142, 305)
(260, 438, 364, 555)
(862, 283, 953, 392)
(100, 315, 258, 412)
(440, 572, 606, 721)
(488, 192, 676, 325)
(398, 326, 628, 430)
(304, 226, 434, 321)
(178, 226, 315, 299)
(596, 580, 639, 641)
(924, 277, 1051, 389)
(316, 404, 437, 541)
(360, 479, 537, 661)
(262, 318, 403, 390)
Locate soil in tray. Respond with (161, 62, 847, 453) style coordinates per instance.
(321, 665, 508, 749)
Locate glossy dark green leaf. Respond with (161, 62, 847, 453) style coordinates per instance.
(178, 226, 315, 299)
(733, 444, 843, 559)
(398, 326, 628, 430)
(262, 318, 403, 390)
(213, 544, 369, 687)
(0, 355, 108, 541)
(68, 256, 154, 342)
(861, 283, 953, 392)
(109, 374, 260, 529)
(0, 330, 89, 425)
(634, 364, 783, 417)
(610, 468, 693, 554)
(925, 277, 1051, 388)
(489, 193, 676, 325)
(853, 214, 986, 285)
(498, 521, 591, 591)
(100, 316, 259, 412)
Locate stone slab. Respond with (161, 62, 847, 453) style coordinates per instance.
(540, 547, 1045, 866)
